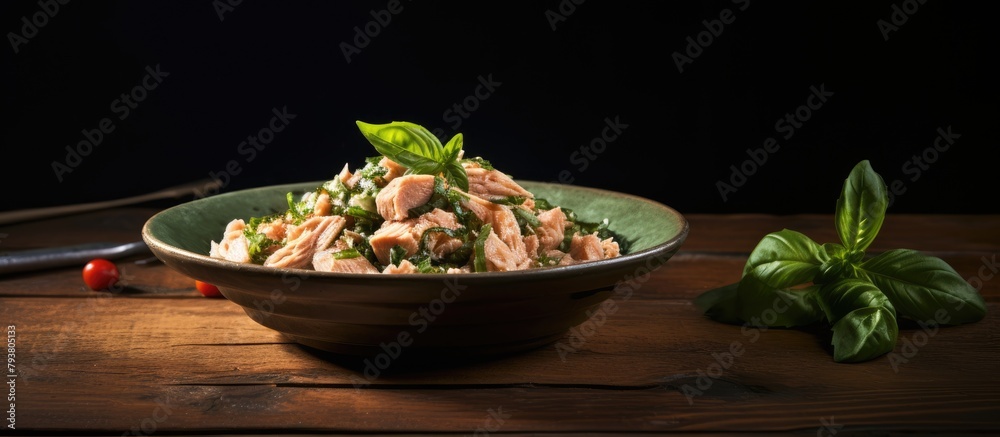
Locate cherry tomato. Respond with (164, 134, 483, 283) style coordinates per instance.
(195, 280, 223, 298)
(82, 259, 120, 291)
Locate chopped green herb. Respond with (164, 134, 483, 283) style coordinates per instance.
(389, 245, 408, 267)
(512, 207, 540, 235)
(333, 248, 362, 260)
(489, 196, 527, 206)
(461, 156, 494, 170)
(473, 223, 492, 273)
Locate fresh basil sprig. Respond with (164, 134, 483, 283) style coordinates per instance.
(355, 120, 468, 191)
(695, 160, 987, 363)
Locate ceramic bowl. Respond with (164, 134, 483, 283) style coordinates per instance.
(142, 180, 688, 360)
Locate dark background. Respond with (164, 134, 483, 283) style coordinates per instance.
(1, 0, 995, 216)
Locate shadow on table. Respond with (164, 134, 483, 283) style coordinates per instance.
(292, 341, 548, 377)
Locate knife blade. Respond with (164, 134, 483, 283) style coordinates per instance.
(0, 241, 152, 275)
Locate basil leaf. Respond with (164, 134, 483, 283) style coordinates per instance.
(445, 160, 469, 192)
(823, 242, 847, 260)
(443, 133, 463, 163)
(835, 160, 887, 252)
(817, 279, 894, 323)
(355, 120, 470, 192)
(355, 121, 446, 174)
(736, 275, 825, 327)
(857, 249, 987, 324)
(742, 229, 829, 288)
(831, 306, 898, 363)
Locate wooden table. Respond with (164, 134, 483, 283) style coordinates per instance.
(2, 208, 997, 435)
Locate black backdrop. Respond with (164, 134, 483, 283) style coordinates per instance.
(2, 1, 996, 215)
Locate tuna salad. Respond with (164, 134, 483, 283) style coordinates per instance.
(209, 120, 624, 274)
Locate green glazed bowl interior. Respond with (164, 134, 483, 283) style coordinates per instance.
(142, 180, 689, 360)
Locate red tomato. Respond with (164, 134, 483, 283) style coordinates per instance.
(195, 280, 223, 298)
(82, 258, 120, 291)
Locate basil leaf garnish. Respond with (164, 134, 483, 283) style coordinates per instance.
(355, 120, 469, 191)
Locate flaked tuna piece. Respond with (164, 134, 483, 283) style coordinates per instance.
(314, 192, 332, 216)
(369, 222, 410, 265)
(263, 216, 346, 269)
(537, 249, 573, 266)
(523, 234, 539, 261)
(425, 229, 465, 261)
(210, 219, 251, 263)
(465, 167, 533, 201)
(337, 163, 352, 184)
(602, 237, 621, 258)
(368, 208, 463, 266)
(456, 190, 495, 224)
(378, 157, 408, 184)
(312, 249, 379, 273)
(460, 159, 481, 170)
(557, 254, 577, 266)
(447, 265, 472, 274)
(337, 163, 362, 190)
(330, 230, 365, 252)
(376, 174, 436, 221)
(481, 228, 525, 272)
(256, 218, 287, 242)
(488, 204, 531, 269)
(313, 216, 347, 253)
(383, 259, 419, 274)
(569, 232, 605, 262)
(536, 207, 569, 253)
(455, 189, 531, 269)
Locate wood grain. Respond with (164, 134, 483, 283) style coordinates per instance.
(1, 209, 998, 434)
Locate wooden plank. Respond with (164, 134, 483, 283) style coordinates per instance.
(5, 296, 996, 387)
(14, 383, 999, 434)
(3, 295, 997, 432)
(0, 207, 159, 250)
